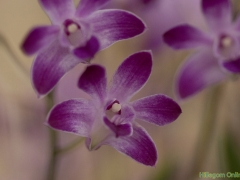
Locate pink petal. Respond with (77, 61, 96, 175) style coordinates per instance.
(131, 94, 182, 126)
(39, 0, 75, 24)
(223, 58, 240, 73)
(76, 0, 110, 17)
(32, 40, 84, 97)
(202, 0, 232, 31)
(108, 51, 152, 103)
(98, 124, 157, 166)
(21, 25, 59, 55)
(78, 65, 107, 104)
(163, 24, 212, 50)
(47, 99, 96, 137)
(176, 50, 226, 99)
(87, 9, 146, 49)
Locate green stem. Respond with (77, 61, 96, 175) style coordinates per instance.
(47, 128, 59, 180)
(186, 85, 224, 179)
(45, 92, 84, 180)
(46, 92, 59, 180)
(46, 135, 84, 180)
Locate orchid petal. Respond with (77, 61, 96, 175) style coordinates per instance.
(73, 36, 100, 61)
(202, 0, 232, 31)
(223, 58, 240, 73)
(109, 51, 152, 103)
(131, 94, 181, 126)
(234, 15, 240, 31)
(176, 50, 226, 99)
(87, 9, 146, 49)
(78, 65, 107, 104)
(103, 117, 132, 137)
(47, 99, 95, 137)
(76, 0, 110, 17)
(99, 124, 157, 166)
(163, 24, 212, 50)
(21, 25, 59, 55)
(32, 40, 83, 97)
(39, 0, 75, 24)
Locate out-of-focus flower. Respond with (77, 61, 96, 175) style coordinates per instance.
(107, 0, 156, 10)
(163, 0, 240, 99)
(21, 0, 146, 97)
(107, 0, 204, 50)
(47, 51, 181, 166)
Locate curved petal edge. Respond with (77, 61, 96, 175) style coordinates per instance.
(132, 94, 182, 126)
(176, 50, 226, 99)
(98, 124, 157, 166)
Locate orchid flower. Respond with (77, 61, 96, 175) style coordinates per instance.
(47, 51, 182, 166)
(163, 0, 240, 99)
(21, 0, 146, 97)
(108, 0, 203, 50)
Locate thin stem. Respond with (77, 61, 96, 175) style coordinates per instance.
(47, 128, 59, 180)
(186, 84, 224, 179)
(45, 92, 85, 179)
(55, 137, 84, 155)
(0, 32, 29, 76)
(46, 91, 59, 180)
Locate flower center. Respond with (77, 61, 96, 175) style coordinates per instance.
(106, 100, 122, 121)
(110, 103, 121, 113)
(217, 34, 238, 59)
(64, 19, 82, 47)
(67, 23, 78, 34)
(220, 36, 233, 48)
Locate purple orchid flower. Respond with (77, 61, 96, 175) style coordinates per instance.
(107, 0, 204, 50)
(21, 0, 146, 97)
(163, 0, 240, 99)
(47, 51, 182, 166)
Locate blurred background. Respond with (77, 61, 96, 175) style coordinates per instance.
(0, 0, 240, 179)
